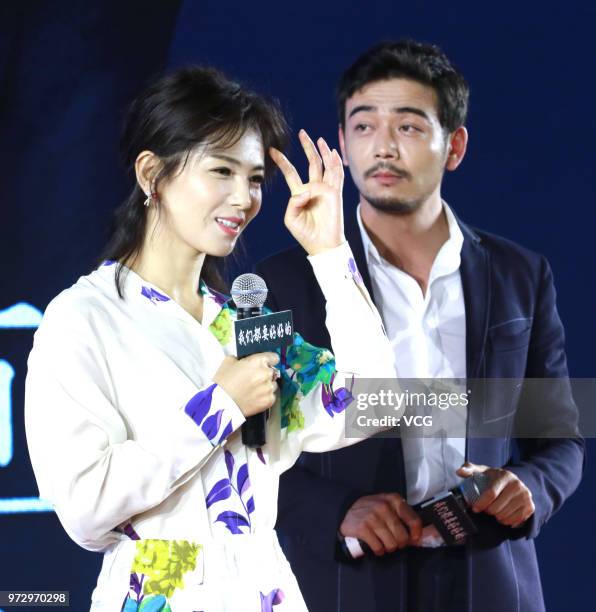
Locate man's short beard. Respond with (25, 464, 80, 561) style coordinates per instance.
(364, 194, 424, 216)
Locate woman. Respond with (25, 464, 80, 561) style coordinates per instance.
(25, 67, 396, 611)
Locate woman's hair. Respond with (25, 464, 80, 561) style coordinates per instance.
(99, 66, 289, 297)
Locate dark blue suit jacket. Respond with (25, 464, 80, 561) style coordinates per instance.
(255, 210, 585, 612)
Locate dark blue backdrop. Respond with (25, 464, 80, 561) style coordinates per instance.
(1, 1, 594, 610)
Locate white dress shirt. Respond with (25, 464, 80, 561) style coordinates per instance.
(357, 203, 467, 507)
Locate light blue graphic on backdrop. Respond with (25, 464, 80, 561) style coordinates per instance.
(0, 302, 43, 328)
(0, 302, 51, 513)
(0, 360, 15, 467)
(0, 497, 53, 512)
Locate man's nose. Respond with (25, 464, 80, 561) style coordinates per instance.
(374, 126, 399, 159)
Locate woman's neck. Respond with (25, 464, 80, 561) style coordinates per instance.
(129, 230, 206, 319)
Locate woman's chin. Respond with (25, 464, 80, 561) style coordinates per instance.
(205, 241, 236, 258)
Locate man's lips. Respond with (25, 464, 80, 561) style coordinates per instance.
(370, 172, 406, 185)
(372, 172, 401, 178)
(365, 165, 410, 183)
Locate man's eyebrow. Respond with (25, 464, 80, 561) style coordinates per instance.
(210, 154, 264, 171)
(347, 105, 376, 119)
(347, 105, 431, 122)
(394, 106, 431, 121)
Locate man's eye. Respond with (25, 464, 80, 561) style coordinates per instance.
(401, 125, 421, 133)
(213, 167, 232, 176)
(355, 124, 370, 132)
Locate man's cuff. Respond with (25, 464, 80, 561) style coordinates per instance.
(184, 383, 246, 446)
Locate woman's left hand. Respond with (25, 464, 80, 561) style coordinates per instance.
(270, 129, 345, 256)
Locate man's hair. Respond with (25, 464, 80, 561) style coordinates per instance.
(337, 40, 469, 132)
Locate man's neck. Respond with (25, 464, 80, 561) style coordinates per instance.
(359, 194, 450, 296)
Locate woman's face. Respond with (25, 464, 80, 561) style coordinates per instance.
(153, 128, 265, 257)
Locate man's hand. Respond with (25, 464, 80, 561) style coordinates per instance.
(339, 493, 422, 556)
(457, 462, 535, 528)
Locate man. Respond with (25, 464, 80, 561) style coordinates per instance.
(256, 40, 584, 611)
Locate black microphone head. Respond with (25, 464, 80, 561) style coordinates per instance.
(460, 472, 491, 507)
(231, 273, 268, 309)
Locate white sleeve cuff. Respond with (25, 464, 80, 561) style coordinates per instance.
(307, 241, 368, 303)
(183, 383, 246, 446)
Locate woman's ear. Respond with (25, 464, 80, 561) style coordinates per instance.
(135, 150, 161, 195)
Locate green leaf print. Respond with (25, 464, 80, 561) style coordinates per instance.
(286, 391, 305, 432)
(286, 334, 335, 396)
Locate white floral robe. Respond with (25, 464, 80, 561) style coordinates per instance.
(25, 243, 395, 612)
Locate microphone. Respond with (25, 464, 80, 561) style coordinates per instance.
(340, 472, 490, 559)
(445, 471, 490, 508)
(231, 273, 270, 448)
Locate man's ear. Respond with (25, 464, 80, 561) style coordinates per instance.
(338, 125, 349, 167)
(135, 150, 161, 195)
(445, 126, 468, 171)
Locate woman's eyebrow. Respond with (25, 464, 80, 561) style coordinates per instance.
(210, 154, 264, 171)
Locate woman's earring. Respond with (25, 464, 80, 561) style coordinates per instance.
(143, 193, 152, 207)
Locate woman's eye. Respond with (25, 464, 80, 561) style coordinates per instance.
(250, 175, 265, 185)
(213, 167, 232, 176)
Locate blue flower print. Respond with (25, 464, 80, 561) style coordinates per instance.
(184, 384, 233, 445)
(141, 286, 170, 305)
(321, 374, 355, 417)
(260, 588, 285, 612)
(348, 257, 363, 284)
(205, 450, 255, 534)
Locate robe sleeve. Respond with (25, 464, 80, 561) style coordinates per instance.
(24, 295, 245, 552)
(268, 242, 395, 474)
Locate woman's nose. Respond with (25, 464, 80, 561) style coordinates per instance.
(229, 177, 252, 209)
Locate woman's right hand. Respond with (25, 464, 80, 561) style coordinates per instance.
(269, 130, 345, 257)
(213, 352, 280, 417)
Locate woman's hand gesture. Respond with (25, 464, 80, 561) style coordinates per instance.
(270, 129, 345, 256)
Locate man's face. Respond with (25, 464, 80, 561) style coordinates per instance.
(339, 78, 450, 215)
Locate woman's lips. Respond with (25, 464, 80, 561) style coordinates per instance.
(215, 217, 242, 236)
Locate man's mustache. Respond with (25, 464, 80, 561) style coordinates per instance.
(364, 163, 411, 180)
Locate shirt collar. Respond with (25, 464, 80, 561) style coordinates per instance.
(94, 261, 233, 327)
(356, 201, 464, 280)
(199, 280, 234, 328)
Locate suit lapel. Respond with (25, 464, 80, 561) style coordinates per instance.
(458, 219, 491, 380)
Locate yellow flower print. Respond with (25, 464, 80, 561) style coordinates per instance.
(131, 540, 202, 599)
(209, 308, 232, 345)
